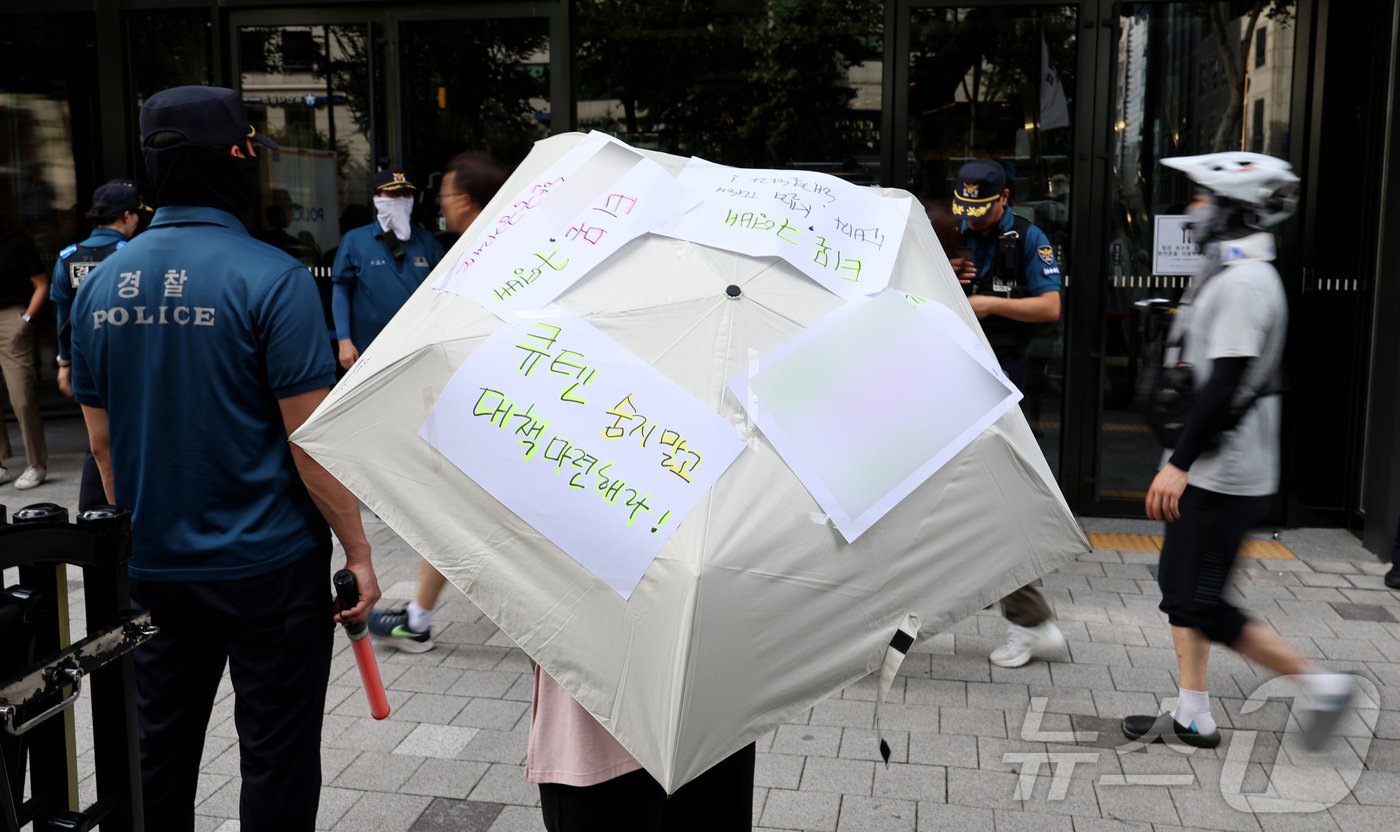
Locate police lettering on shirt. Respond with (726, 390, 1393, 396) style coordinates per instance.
(91, 268, 216, 329)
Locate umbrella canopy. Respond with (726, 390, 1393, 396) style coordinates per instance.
(292, 132, 1090, 792)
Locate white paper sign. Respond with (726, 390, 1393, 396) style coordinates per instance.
(435, 134, 693, 317)
(1153, 214, 1204, 275)
(655, 159, 913, 300)
(421, 308, 746, 598)
(730, 290, 1021, 541)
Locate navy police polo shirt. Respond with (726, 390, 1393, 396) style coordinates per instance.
(961, 208, 1062, 296)
(331, 222, 442, 351)
(71, 206, 337, 582)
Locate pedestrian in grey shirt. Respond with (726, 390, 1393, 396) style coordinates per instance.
(1123, 152, 1356, 752)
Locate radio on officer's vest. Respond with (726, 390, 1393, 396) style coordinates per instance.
(982, 215, 1033, 298)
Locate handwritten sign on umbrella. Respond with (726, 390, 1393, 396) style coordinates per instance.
(421, 307, 745, 598)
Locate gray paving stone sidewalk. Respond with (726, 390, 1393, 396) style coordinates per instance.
(7, 449, 1400, 831)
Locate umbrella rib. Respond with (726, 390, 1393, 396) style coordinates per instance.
(665, 293, 737, 789)
(738, 293, 810, 332)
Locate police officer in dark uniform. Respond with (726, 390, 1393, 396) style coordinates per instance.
(332, 167, 444, 369)
(69, 86, 381, 832)
(949, 159, 1067, 670)
(52, 179, 147, 509)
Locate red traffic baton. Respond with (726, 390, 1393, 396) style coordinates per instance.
(333, 569, 391, 720)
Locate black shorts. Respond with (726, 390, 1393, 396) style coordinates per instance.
(1156, 485, 1270, 645)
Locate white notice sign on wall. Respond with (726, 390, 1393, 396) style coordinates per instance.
(1153, 214, 1204, 276)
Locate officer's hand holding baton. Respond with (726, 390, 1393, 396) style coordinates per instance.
(334, 567, 391, 720)
(334, 555, 380, 624)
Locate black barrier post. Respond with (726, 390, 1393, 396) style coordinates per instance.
(0, 503, 150, 832)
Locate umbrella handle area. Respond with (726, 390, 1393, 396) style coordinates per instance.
(333, 569, 391, 720)
(875, 614, 920, 764)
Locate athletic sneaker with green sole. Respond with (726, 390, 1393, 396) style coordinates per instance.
(367, 607, 434, 653)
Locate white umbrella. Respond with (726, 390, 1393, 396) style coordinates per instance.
(292, 132, 1089, 792)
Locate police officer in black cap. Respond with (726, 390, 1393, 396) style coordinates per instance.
(331, 167, 444, 370)
(51, 179, 149, 507)
(68, 86, 380, 832)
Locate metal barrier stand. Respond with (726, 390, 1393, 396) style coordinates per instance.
(0, 504, 155, 832)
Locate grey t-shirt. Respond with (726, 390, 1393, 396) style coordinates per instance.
(1167, 235, 1287, 496)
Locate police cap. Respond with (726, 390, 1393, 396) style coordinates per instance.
(139, 86, 279, 152)
(951, 159, 1007, 220)
(372, 168, 417, 194)
(91, 179, 147, 216)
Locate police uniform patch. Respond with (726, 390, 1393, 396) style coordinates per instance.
(414, 256, 430, 268)
(1038, 245, 1055, 265)
(59, 244, 78, 259)
(69, 262, 99, 289)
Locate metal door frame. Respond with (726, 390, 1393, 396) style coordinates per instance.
(891, 0, 1109, 515)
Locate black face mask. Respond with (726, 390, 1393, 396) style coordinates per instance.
(143, 143, 260, 219)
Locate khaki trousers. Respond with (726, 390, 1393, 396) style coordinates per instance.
(1000, 584, 1052, 628)
(0, 305, 47, 468)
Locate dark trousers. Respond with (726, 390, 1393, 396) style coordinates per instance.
(992, 349, 1050, 628)
(78, 451, 106, 513)
(130, 548, 334, 832)
(1000, 585, 1053, 627)
(539, 743, 756, 832)
(1157, 486, 1270, 645)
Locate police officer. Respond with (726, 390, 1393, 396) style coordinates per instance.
(1125, 152, 1354, 751)
(0, 218, 48, 490)
(69, 86, 381, 832)
(332, 168, 444, 369)
(949, 159, 1066, 670)
(52, 179, 147, 509)
(367, 151, 507, 652)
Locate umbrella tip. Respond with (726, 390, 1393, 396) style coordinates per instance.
(726, 284, 742, 298)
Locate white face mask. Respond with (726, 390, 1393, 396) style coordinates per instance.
(373, 195, 414, 241)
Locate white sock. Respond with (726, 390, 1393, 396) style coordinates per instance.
(1301, 669, 1352, 701)
(407, 600, 434, 633)
(1171, 688, 1216, 734)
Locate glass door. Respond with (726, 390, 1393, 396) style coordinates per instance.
(397, 15, 553, 233)
(236, 22, 382, 269)
(905, 3, 1080, 477)
(1091, 1, 1298, 509)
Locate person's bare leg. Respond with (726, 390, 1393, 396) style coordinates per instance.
(1172, 625, 1211, 690)
(415, 558, 449, 612)
(1231, 620, 1307, 677)
(1167, 625, 1218, 735)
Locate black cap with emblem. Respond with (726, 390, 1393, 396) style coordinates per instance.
(950, 159, 1007, 221)
(372, 168, 417, 194)
(139, 86, 279, 152)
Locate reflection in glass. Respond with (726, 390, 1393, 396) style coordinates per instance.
(0, 14, 98, 264)
(575, 0, 883, 180)
(239, 24, 378, 267)
(400, 17, 551, 227)
(1098, 2, 1296, 500)
(128, 11, 214, 109)
(1, 12, 101, 387)
(908, 6, 1077, 477)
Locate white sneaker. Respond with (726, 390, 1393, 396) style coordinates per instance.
(14, 466, 46, 490)
(0, 466, 10, 485)
(990, 621, 1066, 668)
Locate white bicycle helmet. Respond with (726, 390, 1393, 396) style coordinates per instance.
(1161, 152, 1300, 228)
